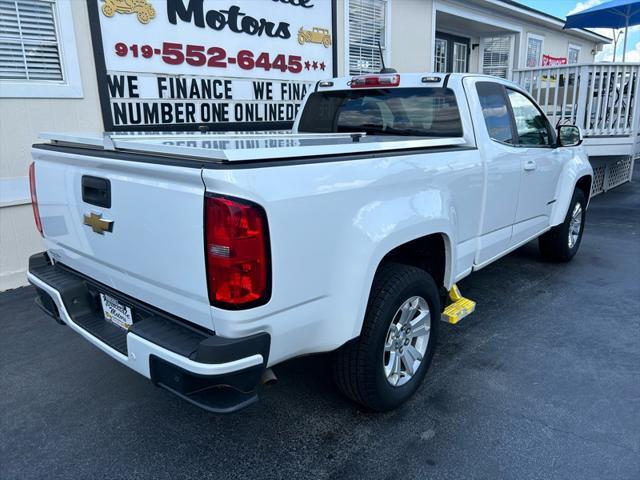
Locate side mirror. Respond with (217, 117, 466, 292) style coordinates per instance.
(556, 125, 583, 147)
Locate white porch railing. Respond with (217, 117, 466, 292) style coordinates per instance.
(512, 63, 639, 196)
(512, 63, 640, 137)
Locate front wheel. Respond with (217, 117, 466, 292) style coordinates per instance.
(538, 188, 587, 262)
(333, 263, 440, 411)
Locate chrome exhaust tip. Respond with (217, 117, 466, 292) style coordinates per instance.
(261, 368, 277, 386)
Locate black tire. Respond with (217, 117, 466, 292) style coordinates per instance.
(333, 262, 440, 411)
(538, 188, 587, 262)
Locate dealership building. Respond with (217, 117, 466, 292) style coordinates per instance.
(0, 0, 612, 290)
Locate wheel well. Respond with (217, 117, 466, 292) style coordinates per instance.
(576, 175, 592, 199)
(380, 234, 447, 289)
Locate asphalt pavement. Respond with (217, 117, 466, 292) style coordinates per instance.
(1, 169, 639, 480)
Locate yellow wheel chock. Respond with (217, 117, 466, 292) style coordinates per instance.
(442, 284, 476, 324)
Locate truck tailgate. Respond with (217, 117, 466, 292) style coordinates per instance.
(31, 147, 213, 330)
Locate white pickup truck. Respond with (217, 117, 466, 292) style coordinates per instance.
(28, 73, 592, 413)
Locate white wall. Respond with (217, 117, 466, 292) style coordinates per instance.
(0, 1, 103, 290)
(336, 0, 346, 75)
(389, 0, 434, 73)
(380, 0, 603, 74)
(520, 26, 595, 67)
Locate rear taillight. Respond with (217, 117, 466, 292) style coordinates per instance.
(28, 162, 43, 236)
(350, 74, 400, 88)
(205, 195, 270, 309)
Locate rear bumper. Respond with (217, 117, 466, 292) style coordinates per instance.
(28, 252, 270, 413)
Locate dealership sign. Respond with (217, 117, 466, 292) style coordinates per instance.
(88, 0, 337, 131)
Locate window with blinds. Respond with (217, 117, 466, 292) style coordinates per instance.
(348, 0, 387, 75)
(482, 36, 512, 79)
(526, 35, 543, 68)
(568, 45, 580, 64)
(0, 0, 63, 82)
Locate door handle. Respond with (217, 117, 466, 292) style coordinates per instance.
(82, 175, 111, 208)
(524, 160, 537, 171)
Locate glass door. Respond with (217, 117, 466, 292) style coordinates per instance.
(453, 42, 468, 73)
(434, 38, 448, 73)
(434, 32, 470, 73)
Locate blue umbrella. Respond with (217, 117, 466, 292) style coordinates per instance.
(564, 0, 640, 61)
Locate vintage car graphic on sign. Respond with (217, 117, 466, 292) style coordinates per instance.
(101, 0, 156, 24)
(298, 27, 332, 48)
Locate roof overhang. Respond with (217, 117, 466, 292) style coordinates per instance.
(479, 0, 613, 43)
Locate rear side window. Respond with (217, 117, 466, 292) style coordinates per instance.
(476, 82, 514, 144)
(298, 88, 463, 137)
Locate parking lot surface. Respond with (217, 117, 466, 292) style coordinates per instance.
(2, 170, 639, 480)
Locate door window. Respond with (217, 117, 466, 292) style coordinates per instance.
(476, 82, 515, 144)
(453, 42, 468, 73)
(434, 38, 447, 73)
(506, 89, 553, 146)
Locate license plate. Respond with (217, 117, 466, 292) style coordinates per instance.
(100, 293, 133, 330)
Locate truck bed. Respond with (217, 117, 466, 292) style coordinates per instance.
(39, 131, 468, 164)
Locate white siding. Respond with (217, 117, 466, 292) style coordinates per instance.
(521, 27, 593, 67)
(389, 0, 433, 73)
(0, 0, 102, 289)
(380, 1, 603, 75)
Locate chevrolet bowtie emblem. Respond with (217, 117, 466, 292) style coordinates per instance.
(83, 212, 114, 234)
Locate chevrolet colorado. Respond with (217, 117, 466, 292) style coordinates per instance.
(27, 73, 593, 413)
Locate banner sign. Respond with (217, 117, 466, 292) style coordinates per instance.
(88, 0, 337, 131)
(541, 55, 567, 66)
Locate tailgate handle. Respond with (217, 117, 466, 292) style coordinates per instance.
(82, 176, 111, 208)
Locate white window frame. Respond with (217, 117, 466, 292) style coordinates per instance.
(434, 38, 448, 73)
(453, 42, 468, 73)
(568, 43, 581, 64)
(480, 34, 515, 79)
(525, 33, 544, 68)
(0, 0, 83, 98)
(344, 0, 392, 76)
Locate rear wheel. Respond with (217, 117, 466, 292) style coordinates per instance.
(538, 188, 587, 262)
(333, 262, 440, 411)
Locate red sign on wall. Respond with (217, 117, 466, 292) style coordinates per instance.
(542, 54, 568, 66)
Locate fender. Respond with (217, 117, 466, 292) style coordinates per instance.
(200, 143, 483, 364)
(352, 227, 454, 339)
(348, 189, 457, 339)
(549, 147, 593, 226)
